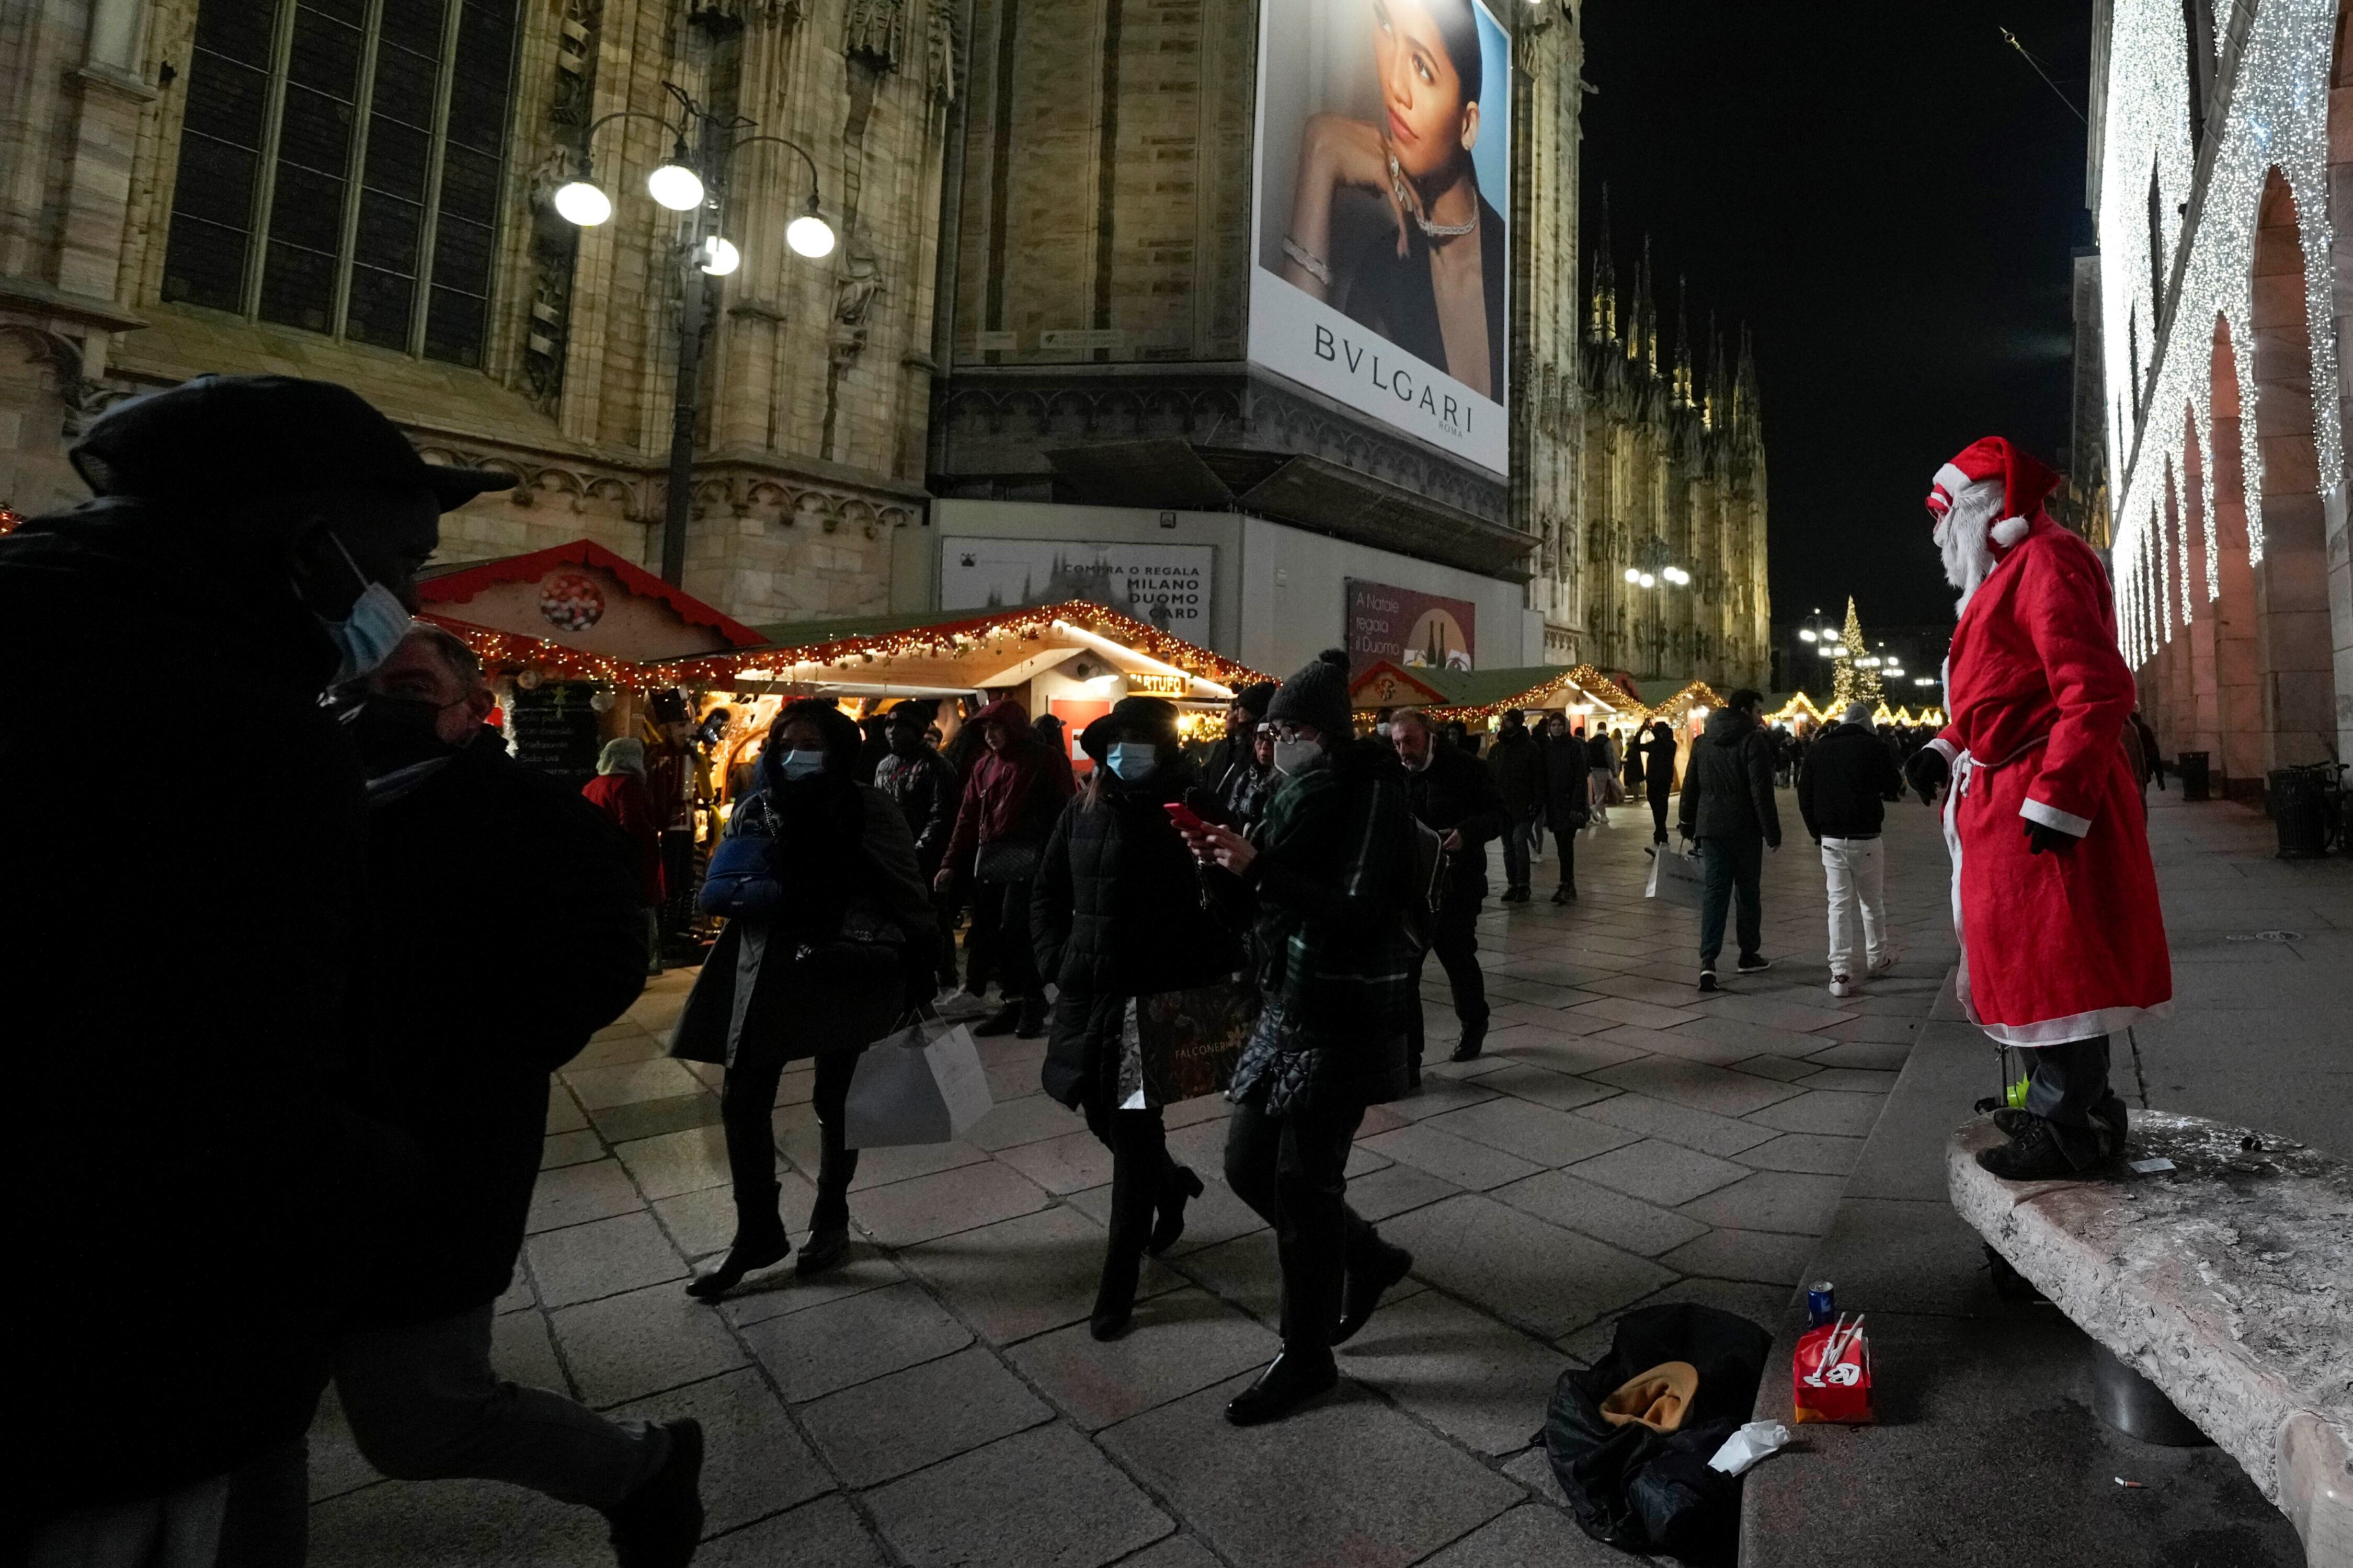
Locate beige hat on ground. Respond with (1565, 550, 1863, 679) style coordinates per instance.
(1600, 1361, 1699, 1434)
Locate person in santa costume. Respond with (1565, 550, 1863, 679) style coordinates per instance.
(1902, 437, 2172, 1181)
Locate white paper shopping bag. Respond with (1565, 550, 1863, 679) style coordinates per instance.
(843, 1016, 994, 1148)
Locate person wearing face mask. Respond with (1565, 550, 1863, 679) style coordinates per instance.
(0, 375, 520, 1561)
(583, 738, 669, 976)
(332, 625, 704, 1562)
(1176, 650, 1419, 1426)
(1201, 681, 1280, 821)
(1031, 700, 1246, 1338)
(1390, 707, 1510, 1069)
(875, 702, 963, 998)
(672, 701, 938, 1297)
(935, 698, 1073, 1038)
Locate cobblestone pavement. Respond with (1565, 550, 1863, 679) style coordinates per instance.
(306, 789, 1960, 1565)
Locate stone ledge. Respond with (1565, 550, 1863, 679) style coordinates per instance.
(1948, 1111, 2352, 1566)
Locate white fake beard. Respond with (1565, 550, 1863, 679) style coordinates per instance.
(1934, 479, 2003, 614)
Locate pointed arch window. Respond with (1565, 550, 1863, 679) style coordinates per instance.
(161, 0, 521, 367)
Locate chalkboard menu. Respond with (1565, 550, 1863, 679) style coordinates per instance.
(508, 682, 604, 791)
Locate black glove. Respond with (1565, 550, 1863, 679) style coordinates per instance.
(2024, 819, 2077, 856)
(1904, 747, 1950, 805)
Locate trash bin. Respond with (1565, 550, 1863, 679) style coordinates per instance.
(2268, 768, 2334, 859)
(2177, 751, 2211, 803)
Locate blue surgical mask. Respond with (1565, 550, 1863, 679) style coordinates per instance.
(322, 533, 412, 684)
(779, 749, 828, 781)
(1106, 741, 1158, 782)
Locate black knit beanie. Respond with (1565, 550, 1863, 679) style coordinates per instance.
(1267, 649, 1353, 739)
(1234, 680, 1279, 719)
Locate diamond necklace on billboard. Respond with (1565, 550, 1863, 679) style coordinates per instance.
(1250, 0, 1512, 474)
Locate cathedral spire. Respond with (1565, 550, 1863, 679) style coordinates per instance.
(1737, 325, 1761, 431)
(1591, 186, 1618, 345)
(1673, 277, 1693, 409)
(1634, 237, 1657, 373)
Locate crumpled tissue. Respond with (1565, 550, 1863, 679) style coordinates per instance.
(1707, 1420, 1792, 1477)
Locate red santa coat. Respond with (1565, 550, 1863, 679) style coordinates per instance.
(1929, 514, 2172, 1046)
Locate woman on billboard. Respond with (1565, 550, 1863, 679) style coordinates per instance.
(1275, 0, 1505, 400)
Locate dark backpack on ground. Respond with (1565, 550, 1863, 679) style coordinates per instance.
(1542, 1303, 1775, 1566)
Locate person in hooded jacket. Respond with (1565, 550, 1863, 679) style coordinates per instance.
(584, 737, 667, 975)
(671, 701, 937, 1297)
(1641, 720, 1680, 846)
(1032, 699, 1246, 1339)
(1676, 690, 1781, 991)
(938, 698, 1073, 1037)
(1179, 650, 1418, 1427)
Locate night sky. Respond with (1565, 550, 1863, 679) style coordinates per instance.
(1577, 0, 2097, 636)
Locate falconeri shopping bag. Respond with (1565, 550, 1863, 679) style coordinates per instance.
(1645, 845, 1705, 910)
(1136, 979, 1260, 1105)
(843, 1014, 993, 1147)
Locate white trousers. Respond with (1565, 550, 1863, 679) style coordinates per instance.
(1819, 835, 1888, 975)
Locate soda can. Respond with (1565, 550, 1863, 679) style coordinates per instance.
(1807, 1281, 1836, 1326)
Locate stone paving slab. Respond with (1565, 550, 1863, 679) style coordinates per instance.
(865, 1424, 1172, 1568)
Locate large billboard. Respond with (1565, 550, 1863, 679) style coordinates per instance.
(1249, 0, 1512, 475)
(1347, 579, 1477, 670)
(940, 537, 1215, 636)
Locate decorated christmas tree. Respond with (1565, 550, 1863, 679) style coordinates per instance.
(1829, 598, 1883, 712)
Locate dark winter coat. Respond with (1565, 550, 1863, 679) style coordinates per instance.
(1486, 727, 1546, 819)
(1202, 731, 1274, 825)
(1543, 734, 1593, 833)
(1, 498, 422, 1530)
(1030, 761, 1247, 1108)
(1677, 708, 1782, 848)
(1795, 722, 1905, 842)
(356, 726, 647, 1327)
(1402, 742, 1512, 902)
(1642, 728, 1679, 803)
(875, 745, 958, 873)
(671, 787, 935, 1069)
(1585, 732, 1614, 770)
(1223, 737, 1418, 1107)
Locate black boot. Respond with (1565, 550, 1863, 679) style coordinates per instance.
(1448, 1019, 1487, 1065)
(686, 1206, 790, 1299)
(1224, 1350, 1339, 1426)
(1093, 1131, 1160, 1338)
(1014, 994, 1049, 1040)
(799, 1129, 861, 1276)
(1148, 1164, 1205, 1257)
(973, 1001, 1023, 1037)
(602, 1418, 705, 1568)
(1975, 1117, 2083, 1181)
(1332, 1243, 1413, 1347)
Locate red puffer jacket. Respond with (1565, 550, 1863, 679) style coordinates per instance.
(942, 698, 1073, 872)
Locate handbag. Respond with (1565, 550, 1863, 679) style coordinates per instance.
(843, 1012, 995, 1147)
(700, 796, 784, 918)
(1136, 978, 1260, 1105)
(974, 837, 1040, 884)
(1646, 844, 1705, 910)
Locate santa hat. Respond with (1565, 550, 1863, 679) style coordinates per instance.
(1924, 438, 2062, 548)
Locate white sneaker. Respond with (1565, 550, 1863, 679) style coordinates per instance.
(1867, 952, 1897, 977)
(1828, 974, 1854, 998)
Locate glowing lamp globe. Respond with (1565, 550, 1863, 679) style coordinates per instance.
(696, 236, 741, 276)
(553, 180, 612, 226)
(647, 162, 705, 211)
(1638, 573, 1656, 588)
(786, 213, 837, 259)
(1623, 567, 1640, 584)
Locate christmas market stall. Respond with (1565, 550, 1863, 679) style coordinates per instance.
(1349, 661, 1650, 731)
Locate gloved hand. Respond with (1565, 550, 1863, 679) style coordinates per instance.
(1904, 747, 1950, 805)
(2024, 819, 2077, 856)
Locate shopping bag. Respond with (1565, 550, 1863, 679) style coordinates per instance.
(1646, 846, 1704, 910)
(1136, 980, 1260, 1104)
(843, 1014, 993, 1148)
(1791, 1314, 1874, 1424)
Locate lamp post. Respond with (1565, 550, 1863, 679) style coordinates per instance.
(551, 83, 838, 586)
(1620, 537, 1693, 678)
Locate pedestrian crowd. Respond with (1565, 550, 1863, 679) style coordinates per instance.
(4, 374, 1963, 1568)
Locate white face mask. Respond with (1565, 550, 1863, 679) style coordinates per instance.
(779, 749, 829, 781)
(322, 533, 412, 684)
(1272, 738, 1323, 776)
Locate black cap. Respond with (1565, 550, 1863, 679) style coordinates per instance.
(70, 374, 514, 511)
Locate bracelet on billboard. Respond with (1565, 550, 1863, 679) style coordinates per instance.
(1281, 237, 1332, 285)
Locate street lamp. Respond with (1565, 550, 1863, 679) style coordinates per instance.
(550, 82, 840, 583)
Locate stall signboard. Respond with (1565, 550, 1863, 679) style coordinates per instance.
(1248, 0, 1512, 473)
(508, 682, 605, 791)
(1346, 579, 1477, 671)
(941, 538, 1213, 635)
